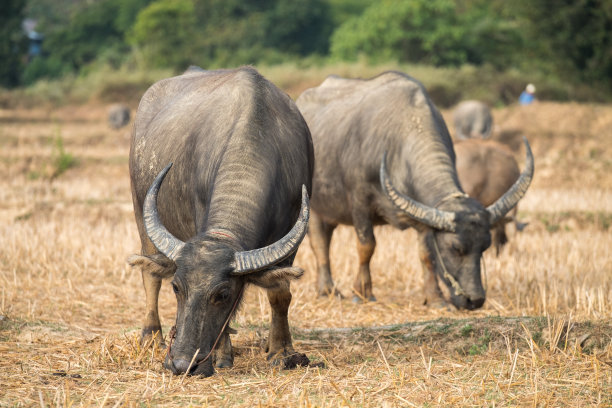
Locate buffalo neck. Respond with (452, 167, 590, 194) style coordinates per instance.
(399, 129, 463, 208)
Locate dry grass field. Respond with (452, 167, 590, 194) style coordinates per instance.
(0, 98, 610, 407)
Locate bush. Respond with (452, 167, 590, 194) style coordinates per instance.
(330, 0, 467, 66)
(0, 0, 27, 88)
(129, 0, 197, 70)
(22, 56, 72, 85)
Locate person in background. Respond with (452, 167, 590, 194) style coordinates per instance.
(519, 83, 536, 105)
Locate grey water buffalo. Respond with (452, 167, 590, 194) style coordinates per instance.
(107, 103, 130, 129)
(127, 66, 314, 376)
(296, 71, 533, 310)
(454, 138, 528, 255)
(453, 100, 493, 139)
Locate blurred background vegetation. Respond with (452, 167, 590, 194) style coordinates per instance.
(1, 0, 611, 107)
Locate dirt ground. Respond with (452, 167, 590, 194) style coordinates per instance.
(0, 100, 610, 406)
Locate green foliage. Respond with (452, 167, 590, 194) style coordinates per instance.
(52, 131, 76, 178)
(27, 0, 149, 83)
(22, 55, 71, 85)
(0, 0, 27, 88)
(515, 0, 612, 91)
(461, 324, 474, 337)
(130, 0, 196, 69)
(43, 0, 125, 71)
(330, 0, 468, 65)
(327, 0, 376, 25)
(10, 0, 612, 97)
(457, 0, 525, 69)
(115, 0, 153, 33)
(25, 0, 90, 34)
(468, 329, 491, 356)
(263, 0, 333, 55)
(186, 0, 333, 68)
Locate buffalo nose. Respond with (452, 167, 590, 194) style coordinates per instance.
(170, 358, 195, 375)
(466, 296, 485, 310)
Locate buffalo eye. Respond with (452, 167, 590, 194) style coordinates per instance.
(171, 282, 180, 295)
(452, 242, 465, 256)
(211, 287, 231, 305)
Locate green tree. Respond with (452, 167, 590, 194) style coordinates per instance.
(0, 0, 27, 88)
(188, 0, 333, 66)
(130, 0, 197, 69)
(330, 0, 467, 65)
(457, 0, 524, 69)
(515, 0, 612, 90)
(43, 0, 124, 71)
(115, 0, 153, 33)
(327, 0, 376, 26)
(264, 0, 333, 55)
(26, 0, 150, 82)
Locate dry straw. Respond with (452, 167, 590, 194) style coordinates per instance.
(0, 102, 610, 406)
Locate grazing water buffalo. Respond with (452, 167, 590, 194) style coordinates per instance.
(454, 138, 528, 255)
(296, 71, 533, 309)
(107, 103, 130, 129)
(127, 66, 314, 376)
(453, 100, 493, 140)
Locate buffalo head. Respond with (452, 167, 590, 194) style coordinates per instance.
(380, 137, 534, 309)
(143, 164, 309, 376)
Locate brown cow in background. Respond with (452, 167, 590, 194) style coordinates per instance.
(454, 139, 528, 255)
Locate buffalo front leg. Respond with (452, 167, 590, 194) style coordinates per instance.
(417, 232, 448, 308)
(127, 253, 176, 346)
(265, 282, 296, 363)
(352, 219, 376, 303)
(141, 271, 163, 345)
(214, 328, 235, 368)
(308, 211, 340, 297)
(492, 224, 509, 256)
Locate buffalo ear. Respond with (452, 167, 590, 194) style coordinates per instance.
(127, 253, 176, 279)
(244, 266, 304, 289)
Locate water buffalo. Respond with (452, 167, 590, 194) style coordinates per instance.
(453, 100, 493, 140)
(296, 71, 533, 309)
(107, 103, 130, 129)
(454, 138, 528, 255)
(127, 66, 314, 376)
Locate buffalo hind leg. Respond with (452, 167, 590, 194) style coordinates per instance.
(308, 212, 341, 297)
(352, 217, 376, 303)
(127, 252, 176, 346)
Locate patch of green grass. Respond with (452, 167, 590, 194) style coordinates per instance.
(14, 211, 33, 221)
(461, 324, 474, 337)
(27, 170, 41, 180)
(51, 128, 77, 178)
(531, 330, 543, 346)
(468, 329, 491, 356)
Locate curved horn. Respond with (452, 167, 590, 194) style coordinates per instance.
(487, 137, 534, 225)
(232, 185, 310, 275)
(143, 163, 185, 261)
(380, 152, 457, 232)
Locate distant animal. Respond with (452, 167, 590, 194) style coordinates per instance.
(128, 66, 314, 377)
(454, 139, 528, 255)
(107, 104, 131, 129)
(296, 71, 533, 310)
(453, 100, 492, 140)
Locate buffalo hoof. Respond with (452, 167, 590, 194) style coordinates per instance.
(215, 357, 234, 369)
(351, 294, 377, 304)
(317, 287, 344, 299)
(140, 327, 165, 348)
(424, 298, 452, 310)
